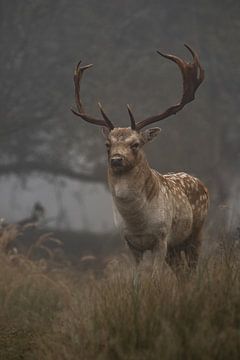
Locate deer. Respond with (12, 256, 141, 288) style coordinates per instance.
(71, 44, 209, 270)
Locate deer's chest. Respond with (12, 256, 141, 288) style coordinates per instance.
(112, 185, 172, 239)
(113, 197, 171, 252)
(112, 181, 193, 250)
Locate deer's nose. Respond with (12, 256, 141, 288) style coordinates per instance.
(111, 156, 123, 167)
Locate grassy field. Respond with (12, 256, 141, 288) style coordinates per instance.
(0, 226, 240, 359)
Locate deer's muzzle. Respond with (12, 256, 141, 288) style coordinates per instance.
(111, 156, 124, 168)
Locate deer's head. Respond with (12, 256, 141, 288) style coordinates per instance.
(101, 127, 160, 173)
(71, 45, 204, 174)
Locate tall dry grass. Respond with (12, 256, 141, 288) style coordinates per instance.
(0, 226, 240, 359)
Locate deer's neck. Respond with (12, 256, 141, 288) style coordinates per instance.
(108, 154, 160, 208)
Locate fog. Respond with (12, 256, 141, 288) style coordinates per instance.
(0, 0, 239, 238)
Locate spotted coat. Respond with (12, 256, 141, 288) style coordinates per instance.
(107, 128, 209, 267)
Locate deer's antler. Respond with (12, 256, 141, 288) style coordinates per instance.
(71, 61, 114, 129)
(129, 44, 204, 131)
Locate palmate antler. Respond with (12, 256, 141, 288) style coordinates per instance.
(71, 44, 204, 131)
(128, 44, 204, 131)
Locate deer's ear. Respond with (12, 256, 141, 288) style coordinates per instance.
(101, 127, 110, 138)
(142, 127, 161, 143)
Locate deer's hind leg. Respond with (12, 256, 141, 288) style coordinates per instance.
(165, 244, 185, 271)
(183, 228, 202, 270)
(166, 228, 202, 273)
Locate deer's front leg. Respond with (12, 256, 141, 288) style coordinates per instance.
(124, 234, 143, 264)
(151, 236, 168, 267)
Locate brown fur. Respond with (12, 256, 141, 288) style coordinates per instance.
(105, 128, 209, 270)
(71, 45, 206, 270)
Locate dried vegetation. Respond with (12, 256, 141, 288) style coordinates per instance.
(0, 224, 240, 359)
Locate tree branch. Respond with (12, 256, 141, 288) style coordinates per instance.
(0, 161, 105, 183)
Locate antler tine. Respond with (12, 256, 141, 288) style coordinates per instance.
(134, 45, 204, 131)
(184, 43, 204, 87)
(127, 104, 136, 130)
(71, 61, 114, 129)
(98, 102, 114, 130)
(73, 61, 93, 114)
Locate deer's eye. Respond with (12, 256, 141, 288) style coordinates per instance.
(130, 142, 140, 150)
(105, 142, 111, 149)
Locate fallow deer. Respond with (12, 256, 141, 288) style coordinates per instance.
(71, 44, 209, 269)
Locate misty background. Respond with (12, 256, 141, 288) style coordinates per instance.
(0, 0, 239, 246)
